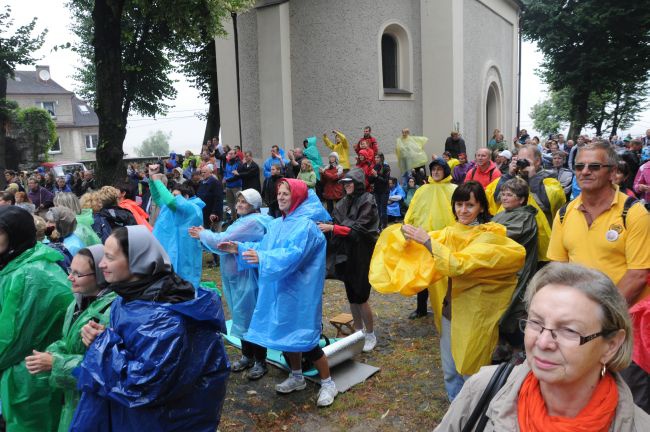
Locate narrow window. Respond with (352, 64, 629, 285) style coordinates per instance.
(381, 34, 398, 89)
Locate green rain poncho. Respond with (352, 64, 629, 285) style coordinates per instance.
(0, 219, 73, 432)
(47, 290, 116, 432)
(74, 208, 101, 246)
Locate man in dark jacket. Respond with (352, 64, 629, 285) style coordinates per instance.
(369, 153, 390, 229)
(196, 165, 224, 229)
(444, 131, 466, 159)
(236, 151, 262, 192)
(27, 176, 54, 215)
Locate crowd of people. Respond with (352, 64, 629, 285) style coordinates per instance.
(0, 126, 649, 430)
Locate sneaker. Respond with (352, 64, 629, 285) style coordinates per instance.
(363, 333, 377, 352)
(231, 356, 254, 373)
(317, 383, 338, 407)
(275, 375, 307, 394)
(246, 361, 268, 380)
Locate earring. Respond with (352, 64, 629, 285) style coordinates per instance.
(600, 363, 607, 378)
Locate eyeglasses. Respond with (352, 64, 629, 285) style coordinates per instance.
(67, 269, 95, 279)
(574, 163, 613, 172)
(519, 319, 610, 346)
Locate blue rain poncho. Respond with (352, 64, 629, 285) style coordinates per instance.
(70, 287, 230, 431)
(150, 179, 205, 288)
(199, 212, 272, 339)
(237, 184, 331, 352)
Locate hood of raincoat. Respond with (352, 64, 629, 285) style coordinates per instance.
(280, 178, 308, 215)
(166, 286, 227, 332)
(170, 151, 177, 160)
(340, 168, 366, 197)
(0, 205, 37, 269)
(329, 151, 340, 165)
(47, 206, 78, 238)
(428, 157, 451, 178)
(126, 225, 172, 276)
(358, 148, 373, 162)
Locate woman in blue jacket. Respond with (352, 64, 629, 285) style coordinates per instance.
(70, 226, 230, 431)
(190, 189, 272, 380)
(219, 179, 338, 407)
(387, 177, 406, 222)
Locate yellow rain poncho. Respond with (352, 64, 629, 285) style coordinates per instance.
(485, 177, 565, 261)
(370, 222, 525, 375)
(396, 135, 429, 173)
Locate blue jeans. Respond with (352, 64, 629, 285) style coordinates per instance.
(374, 192, 389, 228)
(440, 317, 468, 401)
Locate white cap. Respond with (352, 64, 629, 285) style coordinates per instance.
(499, 150, 513, 159)
(236, 189, 263, 210)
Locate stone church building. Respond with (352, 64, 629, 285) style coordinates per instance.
(215, 0, 521, 166)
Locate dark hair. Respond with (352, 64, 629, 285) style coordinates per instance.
(451, 181, 491, 223)
(376, 152, 385, 162)
(173, 183, 196, 198)
(111, 227, 129, 259)
(77, 248, 96, 269)
(364, 126, 372, 132)
(116, 182, 135, 200)
(500, 177, 529, 205)
(1, 192, 15, 205)
(617, 160, 630, 179)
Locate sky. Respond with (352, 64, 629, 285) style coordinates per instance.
(6, 0, 650, 155)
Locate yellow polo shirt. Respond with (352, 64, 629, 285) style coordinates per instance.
(547, 190, 650, 301)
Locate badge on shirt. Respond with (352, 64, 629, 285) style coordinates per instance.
(606, 223, 623, 242)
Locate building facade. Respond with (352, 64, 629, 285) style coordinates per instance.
(7, 65, 99, 163)
(215, 0, 520, 169)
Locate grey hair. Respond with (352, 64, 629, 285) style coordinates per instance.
(578, 140, 619, 167)
(522, 144, 542, 162)
(524, 262, 632, 372)
(53, 192, 82, 215)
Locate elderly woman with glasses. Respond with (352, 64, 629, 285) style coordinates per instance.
(25, 245, 117, 432)
(435, 263, 650, 431)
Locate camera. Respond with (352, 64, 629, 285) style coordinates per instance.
(516, 159, 530, 170)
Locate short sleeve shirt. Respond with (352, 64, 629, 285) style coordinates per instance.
(547, 190, 650, 300)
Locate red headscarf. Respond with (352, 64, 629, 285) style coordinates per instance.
(277, 178, 308, 216)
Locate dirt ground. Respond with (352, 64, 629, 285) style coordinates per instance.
(203, 259, 450, 432)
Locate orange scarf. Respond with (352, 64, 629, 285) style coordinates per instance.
(518, 372, 618, 432)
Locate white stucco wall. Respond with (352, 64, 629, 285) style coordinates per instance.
(462, 0, 519, 156)
(287, 0, 423, 165)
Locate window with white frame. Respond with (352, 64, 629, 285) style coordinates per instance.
(378, 22, 413, 99)
(49, 137, 61, 153)
(85, 134, 99, 151)
(42, 101, 56, 117)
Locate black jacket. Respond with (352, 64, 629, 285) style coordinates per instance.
(237, 161, 262, 192)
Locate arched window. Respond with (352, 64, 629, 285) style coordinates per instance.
(378, 22, 413, 99)
(381, 34, 398, 89)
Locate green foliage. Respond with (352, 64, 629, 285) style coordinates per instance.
(7, 105, 58, 160)
(521, 0, 650, 137)
(134, 130, 171, 157)
(0, 5, 46, 79)
(529, 90, 571, 136)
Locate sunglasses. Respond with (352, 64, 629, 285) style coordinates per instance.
(574, 163, 613, 172)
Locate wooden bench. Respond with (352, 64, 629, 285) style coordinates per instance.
(329, 313, 355, 337)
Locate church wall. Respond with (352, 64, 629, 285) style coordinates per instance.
(287, 0, 423, 167)
(462, 0, 517, 156)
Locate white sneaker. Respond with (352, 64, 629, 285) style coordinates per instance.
(275, 375, 307, 394)
(363, 333, 377, 352)
(317, 383, 338, 407)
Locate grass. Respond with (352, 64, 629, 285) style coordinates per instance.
(202, 254, 449, 431)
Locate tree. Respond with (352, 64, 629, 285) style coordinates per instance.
(0, 5, 46, 183)
(522, 0, 650, 139)
(3, 103, 57, 169)
(529, 90, 571, 137)
(68, 0, 238, 187)
(134, 130, 170, 157)
(175, 1, 254, 146)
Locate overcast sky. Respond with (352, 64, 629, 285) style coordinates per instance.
(6, 0, 650, 155)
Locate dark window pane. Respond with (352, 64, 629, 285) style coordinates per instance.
(382, 34, 398, 89)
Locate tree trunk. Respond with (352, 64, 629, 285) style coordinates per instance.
(202, 39, 220, 146)
(0, 74, 8, 188)
(567, 91, 589, 140)
(610, 89, 622, 136)
(93, 0, 127, 188)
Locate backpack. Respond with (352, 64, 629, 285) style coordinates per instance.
(559, 196, 639, 228)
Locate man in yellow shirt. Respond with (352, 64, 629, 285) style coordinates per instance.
(548, 140, 650, 305)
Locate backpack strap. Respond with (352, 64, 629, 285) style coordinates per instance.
(621, 196, 639, 229)
(469, 167, 477, 180)
(558, 202, 569, 224)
